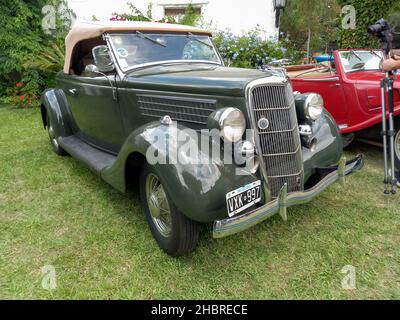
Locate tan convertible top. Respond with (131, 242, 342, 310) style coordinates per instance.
(64, 21, 213, 74)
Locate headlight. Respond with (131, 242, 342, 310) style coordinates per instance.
(218, 108, 246, 143)
(305, 93, 324, 120)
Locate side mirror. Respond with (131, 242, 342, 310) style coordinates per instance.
(92, 45, 115, 73)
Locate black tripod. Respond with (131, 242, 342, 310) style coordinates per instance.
(368, 19, 398, 194)
(381, 73, 398, 194)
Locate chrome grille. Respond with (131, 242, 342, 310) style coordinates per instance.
(249, 83, 303, 197)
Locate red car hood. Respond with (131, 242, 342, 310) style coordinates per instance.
(346, 71, 400, 88)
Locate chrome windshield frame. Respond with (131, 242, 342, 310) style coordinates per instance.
(104, 32, 224, 76)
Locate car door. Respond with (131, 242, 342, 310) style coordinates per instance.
(59, 73, 125, 154)
(291, 75, 349, 127)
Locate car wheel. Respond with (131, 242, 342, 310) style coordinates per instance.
(47, 115, 68, 156)
(394, 129, 400, 187)
(395, 129, 400, 166)
(140, 164, 200, 256)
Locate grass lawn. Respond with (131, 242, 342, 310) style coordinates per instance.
(0, 106, 399, 299)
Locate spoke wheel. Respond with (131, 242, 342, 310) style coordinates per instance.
(145, 173, 172, 238)
(140, 164, 201, 256)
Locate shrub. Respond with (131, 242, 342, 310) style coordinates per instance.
(0, 0, 73, 108)
(213, 29, 297, 69)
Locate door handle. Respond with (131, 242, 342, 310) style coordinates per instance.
(329, 83, 341, 88)
(69, 88, 77, 94)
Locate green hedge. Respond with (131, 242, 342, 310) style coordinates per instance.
(0, 0, 73, 108)
(213, 29, 297, 68)
(338, 0, 399, 48)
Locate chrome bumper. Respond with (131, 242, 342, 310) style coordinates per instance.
(213, 155, 364, 239)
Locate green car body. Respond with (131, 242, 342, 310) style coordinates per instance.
(40, 22, 363, 256)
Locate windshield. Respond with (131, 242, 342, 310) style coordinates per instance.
(108, 33, 221, 71)
(339, 50, 383, 73)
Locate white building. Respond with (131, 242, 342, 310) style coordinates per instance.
(66, 0, 280, 39)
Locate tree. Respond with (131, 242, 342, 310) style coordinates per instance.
(280, 0, 341, 62)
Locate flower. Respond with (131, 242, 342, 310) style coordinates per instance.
(16, 82, 23, 88)
(19, 95, 25, 101)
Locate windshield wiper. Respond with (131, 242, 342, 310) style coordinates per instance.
(187, 32, 213, 49)
(136, 31, 166, 47)
(369, 50, 383, 60)
(349, 50, 362, 61)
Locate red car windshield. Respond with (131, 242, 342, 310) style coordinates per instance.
(339, 50, 383, 73)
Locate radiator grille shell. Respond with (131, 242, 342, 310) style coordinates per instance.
(248, 81, 304, 198)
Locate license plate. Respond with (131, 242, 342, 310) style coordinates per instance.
(226, 181, 262, 217)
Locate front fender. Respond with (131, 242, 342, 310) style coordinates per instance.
(40, 89, 74, 139)
(102, 122, 261, 223)
(303, 109, 344, 181)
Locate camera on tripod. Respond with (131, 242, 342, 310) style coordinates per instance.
(367, 19, 398, 194)
(367, 19, 394, 55)
(368, 19, 392, 36)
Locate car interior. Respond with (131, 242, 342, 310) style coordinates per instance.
(286, 61, 337, 78)
(70, 36, 107, 76)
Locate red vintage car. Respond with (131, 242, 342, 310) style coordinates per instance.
(288, 49, 400, 174)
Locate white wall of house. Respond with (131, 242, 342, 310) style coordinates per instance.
(67, 0, 279, 39)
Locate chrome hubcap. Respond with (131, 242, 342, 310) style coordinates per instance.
(145, 173, 172, 238)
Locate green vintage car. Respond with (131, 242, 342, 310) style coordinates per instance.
(41, 21, 364, 256)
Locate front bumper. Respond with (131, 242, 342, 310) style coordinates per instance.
(213, 155, 364, 238)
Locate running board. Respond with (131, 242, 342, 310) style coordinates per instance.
(59, 135, 117, 174)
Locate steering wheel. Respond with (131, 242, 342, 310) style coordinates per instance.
(352, 62, 365, 70)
